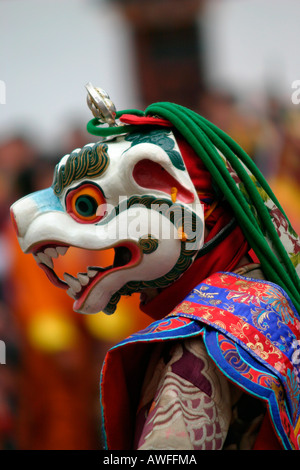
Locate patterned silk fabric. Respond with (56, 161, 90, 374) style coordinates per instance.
(100, 272, 300, 450)
(134, 338, 232, 450)
(133, 338, 266, 450)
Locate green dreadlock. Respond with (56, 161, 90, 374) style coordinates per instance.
(87, 102, 300, 315)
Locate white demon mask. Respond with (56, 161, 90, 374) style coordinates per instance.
(10, 91, 204, 315)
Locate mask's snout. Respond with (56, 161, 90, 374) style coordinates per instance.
(10, 206, 19, 237)
(10, 196, 38, 241)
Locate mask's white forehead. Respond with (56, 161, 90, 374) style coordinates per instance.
(55, 137, 130, 174)
(53, 138, 126, 200)
(56, 142, 105, 170)
(53, 129, 197, 210)
(56, 128, 184, 172)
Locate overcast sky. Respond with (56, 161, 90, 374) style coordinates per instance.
(0, 0, 138, 148)
(1, 0, 300, 149)
(203, 0, 300, 100)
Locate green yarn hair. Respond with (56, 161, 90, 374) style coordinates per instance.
(87, 102, 300, 315)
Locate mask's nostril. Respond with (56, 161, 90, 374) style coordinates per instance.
(10, 207, 19, 236)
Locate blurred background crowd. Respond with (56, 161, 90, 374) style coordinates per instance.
(0, 0, 299, 450)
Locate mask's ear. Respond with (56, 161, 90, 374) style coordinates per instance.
(118, 128, 202, 210)
(120, 142, 196, 200)
(132, 159, 194, 204)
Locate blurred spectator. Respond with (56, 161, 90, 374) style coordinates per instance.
(0, 135, 150, 449)
(199, 91, 261, 159)
(0, 87, 299, 449)
(0, 134, 39, 449)
(199, 90, 299, 231)
(267, 107, 300, 234)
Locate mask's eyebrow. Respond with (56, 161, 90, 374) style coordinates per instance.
(52, 142, 109, 196)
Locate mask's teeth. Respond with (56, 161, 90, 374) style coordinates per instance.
(63, 273, 82, 293)
(77, 273, 89, 286)
(45, 247, 59, 259)
(33, 254, 40, 264)
(57, 246, 69, 256)
(36, 252, 53, 269)
(66, 288, 77, 300)
(87, 268, 98, 278)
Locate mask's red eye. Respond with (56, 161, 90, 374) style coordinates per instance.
(66, 183, 106, 223)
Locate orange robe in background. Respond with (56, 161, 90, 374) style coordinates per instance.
(6, 223, 150, 450)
